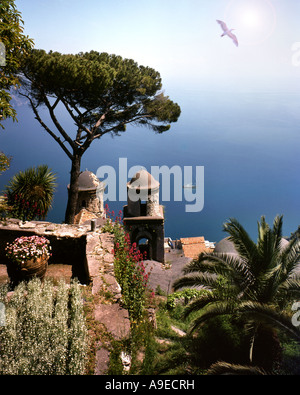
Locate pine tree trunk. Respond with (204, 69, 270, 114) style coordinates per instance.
(65, 153, 81, 224)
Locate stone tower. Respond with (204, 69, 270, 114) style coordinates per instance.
(68, 170, 105, 224)
(123, 170, 165, 263)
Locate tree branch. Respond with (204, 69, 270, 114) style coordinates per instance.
(19, 92, 74, 160)
(60, 97, 92, 137)
(51, 97, 60, 111)
(93, 113, 106, 130)
(42, 95, 76, 151)
(91, 113, 149, 140)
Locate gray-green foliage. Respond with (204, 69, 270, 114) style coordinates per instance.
(0, 278, 87, 375)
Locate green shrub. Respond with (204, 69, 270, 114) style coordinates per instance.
(166, 289, 211, 310)
(0, 278, 87, 375)
(5, 164, 56, 221)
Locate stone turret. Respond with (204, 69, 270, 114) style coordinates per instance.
(68, 170, 105, 224)
(123, 170, 164, 263)
(126, 169, 162, 218)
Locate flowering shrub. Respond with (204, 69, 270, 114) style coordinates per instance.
(8, 194, 46, 221)
(101, 205, 123, 236)
(103, 205, 153, 324)
(113, 233, 153, 324)
(5, 235, 51, 266)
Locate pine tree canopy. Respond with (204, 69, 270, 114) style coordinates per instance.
(20, 49, 181, 144)
(19, 49, 181, 223)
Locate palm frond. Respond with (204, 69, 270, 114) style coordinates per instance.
(173, 272, 218, 292)
(174, 215, 300, 362)
(207, 361, 266, 375)
(263, 238, 300, 303)
(181, 254, 219, 275)
(277, 276, 300, 301)
(223, 218, 259, 265)
(188, 301, 236, 334)
(192, 251, 255, 296)
(238, 301, 300, 341)
(280, 238, 300, 278)
(182, 293, 218, 319)
(272, 215, 284, 250)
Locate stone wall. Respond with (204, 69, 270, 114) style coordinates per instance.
(0, 219, 91, 284)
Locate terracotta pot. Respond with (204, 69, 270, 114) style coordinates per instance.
(6, 255, 49, 286)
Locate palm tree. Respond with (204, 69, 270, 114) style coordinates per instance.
(5, 165, 57, 221)
(173, 215, 300, 371)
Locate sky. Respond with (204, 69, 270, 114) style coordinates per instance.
(15, 0, 300, 95)
(1, 0, 300, 240)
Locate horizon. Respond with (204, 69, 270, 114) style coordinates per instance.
(1, 0, 300, 242)
(14, 0, 300, 94)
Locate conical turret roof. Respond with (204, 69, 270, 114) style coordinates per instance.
(127, 169, 159, 191)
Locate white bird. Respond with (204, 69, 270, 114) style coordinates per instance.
(217, 20, 238, 47)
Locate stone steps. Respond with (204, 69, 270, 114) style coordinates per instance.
(85, 232, 130, 375)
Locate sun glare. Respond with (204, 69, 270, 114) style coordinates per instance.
(241, 10, 261, 28)
(224, 0, 276, 45)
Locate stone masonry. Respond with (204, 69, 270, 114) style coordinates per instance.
(84, 231, 131, 375)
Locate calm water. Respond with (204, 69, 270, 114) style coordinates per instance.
(1, 89, 299, 243)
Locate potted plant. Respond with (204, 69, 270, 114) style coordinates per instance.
(5, 235, 51, 285)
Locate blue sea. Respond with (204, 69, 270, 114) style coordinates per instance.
(1, 88, 299, 243)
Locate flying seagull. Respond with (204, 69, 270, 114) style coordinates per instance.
(217, 20, 238, 47)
